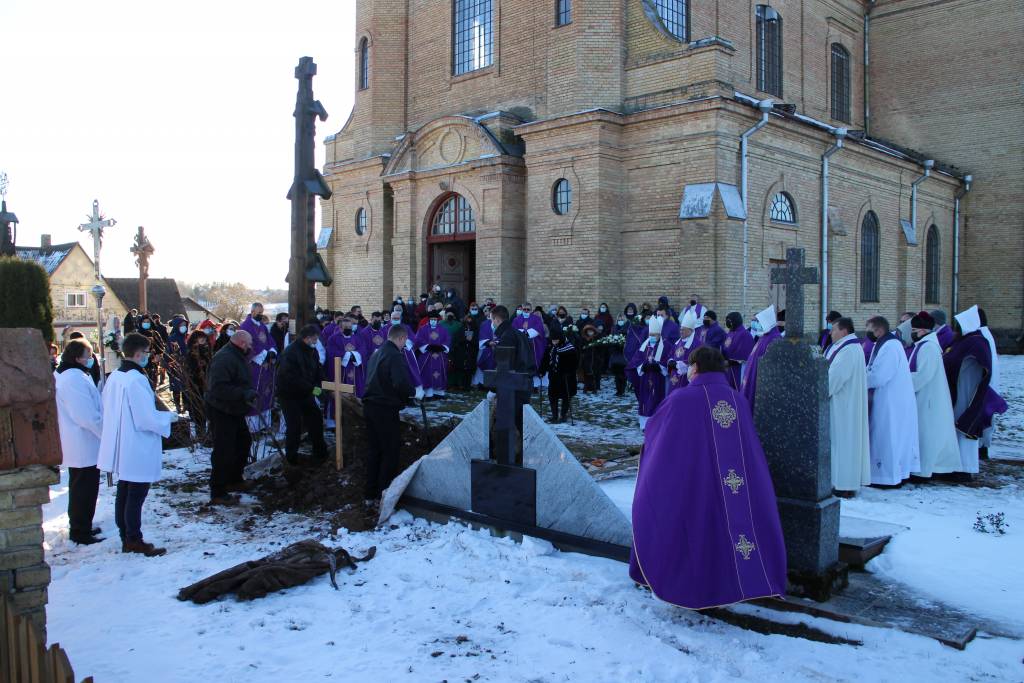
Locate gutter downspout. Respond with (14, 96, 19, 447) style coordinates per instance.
(952, 174, 972, 313)
(910, 159, 934, 245)
(740, 98, 773, 312)
(821, 128, 847, 326)
(864, 1, 874, 136)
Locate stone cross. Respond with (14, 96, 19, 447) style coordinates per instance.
(130, 226, 155, 313)
(322, 357, 355, 471)
(483, 346, 533, 465)
(770, 247, 819, 340)
(77, 199, 116, 279)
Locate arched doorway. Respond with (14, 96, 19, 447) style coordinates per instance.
(427, 192, 476, 305)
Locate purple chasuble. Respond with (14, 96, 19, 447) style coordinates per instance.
(723, 327, 755, 390)
(239, 315, 275, 416)
(935, 324, 955, 352)
(513, 315, 547, 372)
(667, 335, 702, 392)
(358, 324, 389, 359)
(629, 372, 787, 609)
(655, 318, 681, 346)
(626, 339, 670, 417)
(414, 324, 451, 391)
(320, 322, 337, 345)
(861, 338, 874, 363)
(696, 322, 726, 353)
(740, 327, 781, 410)
(625, 323, 647, 362)
(943, 331, 1007, 438)
(477, 320, 496, 373)
(326, 330, 368, 398)
(383, 323, 422, 388)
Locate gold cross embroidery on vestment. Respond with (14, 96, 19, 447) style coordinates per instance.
(735, 534, 756, 560)
(712, 400, 737, 428)
(723, 469, 745, 494)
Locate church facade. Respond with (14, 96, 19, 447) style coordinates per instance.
(320, 0, 1022, 345)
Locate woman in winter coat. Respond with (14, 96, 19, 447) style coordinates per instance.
(608, 315, 629, 396)
(167, 315, 190, 413)
(215, 320, 238, 353)
(547, 326, 579, 423)
(184, 329, 214, 439)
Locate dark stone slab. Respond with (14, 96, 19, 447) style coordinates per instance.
(838, 536, 891, 567)
(471, 460, 537, 527)
(776, 495, 841, 575)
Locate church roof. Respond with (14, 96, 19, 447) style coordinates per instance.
(104, 277, 186, 322)
(15, 242, 79, 275)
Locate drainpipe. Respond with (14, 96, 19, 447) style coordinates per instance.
(952, 174, 972, 312)
(820, 128, 847, 326)
(910, 159, 934, 245)
(740, 98, 774, 311)
(863, 1, 874, 136)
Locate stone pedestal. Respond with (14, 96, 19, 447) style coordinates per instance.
(754, 338, 846, 599)
(0, 465, 58, 636)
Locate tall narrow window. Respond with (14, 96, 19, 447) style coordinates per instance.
(756, 6, 783, 97)
(830, 43, 850, 123)
(556, 0, 572, 26)
(860, 211, 880, 302)
(358, 38, 369, 90)
(355, 208, 367, 236)
(453, 0, 494, 76)
(925, 225, 941, 304)
(646, 0, 688, 41)
(432, 194, 476, 236)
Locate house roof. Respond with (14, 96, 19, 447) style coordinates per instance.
(15, 242, 79, 275)
(104, 278, 187, 322)
(180, 296, 222, 323)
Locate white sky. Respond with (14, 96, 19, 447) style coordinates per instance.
(1, 0, 356, 289)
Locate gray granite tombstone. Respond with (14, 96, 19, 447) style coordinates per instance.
(754, 247, 846, 600)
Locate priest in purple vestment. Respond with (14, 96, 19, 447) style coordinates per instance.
(326, 317, 368, 400)
(626, 316, 672, 430)
(473, 317, 496, 387)
(740, 305, 782, 412)
(358, 312, 389, 359)
(415, 312, 451, 398)
(667, 310, 701, 392)
(723, 312, 755, 390)
(239, 303, 277, 431)
(652, 306, 680, 346)
(623, 304, 647, 363)
(930, 309, 955, 352)
(513, 306, 547, 387)
(695, 310, 727, 352)
(384, 312, 425, 400)
(630, 346, 787, 609)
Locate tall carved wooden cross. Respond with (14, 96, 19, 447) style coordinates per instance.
(130, 226, 155, 313)
(322, 357, 355, 471)
(770, 247, 819, 341)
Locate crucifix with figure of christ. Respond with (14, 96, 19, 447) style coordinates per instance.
(78, 199, 117, 279)
(770, 247, 819, 341)
(130, 226, 155, 313)
(322, 356, 355, 471)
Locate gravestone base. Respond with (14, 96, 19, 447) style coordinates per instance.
(786, 562, 849, 602)
(471, 460, 537, 527)
(776, 495, 845, 601)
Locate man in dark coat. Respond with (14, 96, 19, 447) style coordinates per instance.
(204, 330, 257, 505)
(362, 324, 416, 500)
(547, 326, 579, 423)
(275, 324, 327, 465)
(490, 305, 537, 436)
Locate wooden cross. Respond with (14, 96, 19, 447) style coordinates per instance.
(322, 356, 355, 470)
(130, 226, 155, 312)
(769, 247, 819, 341)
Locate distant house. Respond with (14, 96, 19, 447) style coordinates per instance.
(180, 296, 222, 324)
(16, 234, 128, 344)
(104, 278, 189, 323)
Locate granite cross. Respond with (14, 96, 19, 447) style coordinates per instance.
(770, 247, 819, 341)
(130, 226, 155, 312)
(322, 357, 355, 471)
(77, 199, 117, 280)
(483, 346, 533, 466)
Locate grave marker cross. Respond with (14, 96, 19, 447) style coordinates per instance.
(322, 357, 355, 471)
(483, 346, 533, 466)
(130, 226, 155, 313)
(770, 247, 819, 341)
(77, 199, 116, 280)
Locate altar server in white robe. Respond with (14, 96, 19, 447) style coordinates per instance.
(907, 312, 960, 477)
(977, 307, 1000, 451)
(825, 317, 870, 494)
(865, 316, 920, 485)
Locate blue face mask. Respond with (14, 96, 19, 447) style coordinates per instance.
(470, 308, 478, 315)
(617, 321, 625, 327)
(751, 321, 763, 334)
(826, 323, 833, 331)
(429, 320, 438, 328)
(85, 357, 95, 369)
(649, 336, 658, 345)
(141, 322, 151, 330)
(138, 354, 149, 368)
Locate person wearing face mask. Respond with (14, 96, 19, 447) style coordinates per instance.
(205, 329, 259, 505)
(658, 295, 679, 322)
(929, 309, 955, 352)
(667, 310, 702, 392)
(653, 305, 680, 346)
(864, 316, 920, 486)
(722, 312, 754, 390)
(98, 333, 177, 555)
(740, 305, 782, 413)
(473, 307, 497, 389)
(136, 314, 162, 388)
(167, 315, 191, 413)
(67, 331, 102, 386)
(414, 311, 452, 398)
(451, 315, 478, 390)
(383, 311, 426, 400)
(681, 295, 704, 321)
(215, 320, 238, 352)
(239, 302, 278, 432)
(513, 303, 547, 389)
(607, 315, 629, 396)
(594, 303, 614, 334)
(320, 311, 339, 345)
(184, 327, 214, 441)
(629, 346, 787, 610)
(275, 324, 329, 466)
(359, 311, 389, 357)
(55, 339, 105, 545)
(824, 317, 871, 496)
(905, 311, 960, 479)
(271, 313, 291, 354)
(546, 326, 579, 423)
(695, 310, 726, 353)
(818, 311, 842, 352)
(626, 315, 671, 430)
(326, 316, 369, 415)
(623, 304, 646, 371)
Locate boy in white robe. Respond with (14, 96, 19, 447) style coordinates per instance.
(907, 312, 960, 477)
(825, 317, 870, 495)
(865, 316, 920, 485)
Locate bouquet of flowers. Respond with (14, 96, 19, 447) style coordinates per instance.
(103, 329, 121, 352)
(585, 334, 626, 349)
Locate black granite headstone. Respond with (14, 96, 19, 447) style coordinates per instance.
(755, 247, 845, 600)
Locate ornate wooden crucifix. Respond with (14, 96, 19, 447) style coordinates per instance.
(130, 226, 155, 312)
(321, 356, 355, 471)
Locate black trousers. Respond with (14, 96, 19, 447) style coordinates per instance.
(611, 364, 627, 395)
(207, 405, 251, 498)
(114, 481, 150, 543)
(364, 402, 401, 499)
(280, 395, 327, 464)
(67, 466, 100, 538)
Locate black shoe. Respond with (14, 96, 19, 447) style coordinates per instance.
(92, 526, 102, 535)
(70, 533, 104, 545)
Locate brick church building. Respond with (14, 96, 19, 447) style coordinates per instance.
(319, 0, 1022, 346)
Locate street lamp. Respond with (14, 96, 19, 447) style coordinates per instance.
(91, 284, 106, 388)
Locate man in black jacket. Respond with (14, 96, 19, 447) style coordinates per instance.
(204, 329, 257, 505)
(362, 324, 415, 500)
(490, 305, 537, 436)
(275, 324, 327, 465)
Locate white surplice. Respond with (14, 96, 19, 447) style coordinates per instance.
(909, 332, 960, 477)
(979, 325, 1000, 448)
(826, 334, 871, 491)
(866, 337, 921, 484)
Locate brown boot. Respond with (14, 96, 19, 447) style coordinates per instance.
(122, 540, 167, 557)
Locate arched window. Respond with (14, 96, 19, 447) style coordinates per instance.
(556, 0, 572, 26)
(358, 38, 369, 90)
(830, 43, 850, 123)
(925, 225, 940, 304)
(355, 208, 367, 236)
(756, 6, 783, 97)
(769, 192, 796, 224)
(552, 179, 572, 215)
(453, 0, 494, 76)
(860, 211, 880, 302)
(432, 194, 476, 236)
(645, 0, 689, 41)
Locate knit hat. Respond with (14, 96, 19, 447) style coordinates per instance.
(910, 310, 935, 330)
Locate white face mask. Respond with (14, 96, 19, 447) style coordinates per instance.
(179, 325, 187, 334)
(226, 329, 235, 337)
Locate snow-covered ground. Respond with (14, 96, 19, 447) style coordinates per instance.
(42, 357, 1024, 682)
